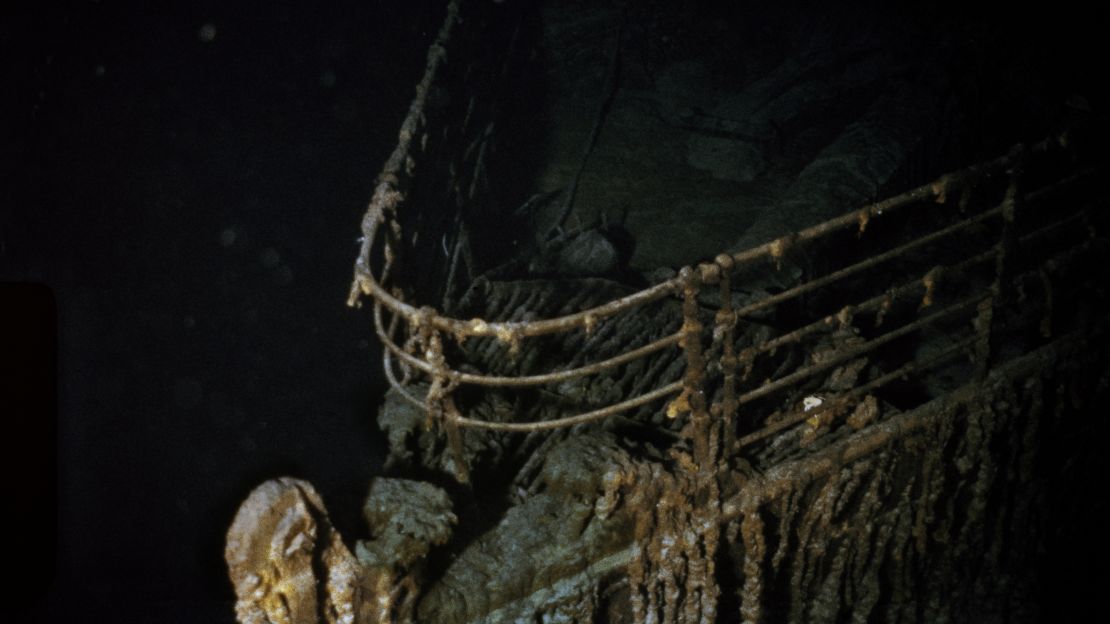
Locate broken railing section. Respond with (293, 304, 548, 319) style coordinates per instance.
(345, 0, 530, 312)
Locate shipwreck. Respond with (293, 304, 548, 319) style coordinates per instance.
(226, 1, 1108, 622)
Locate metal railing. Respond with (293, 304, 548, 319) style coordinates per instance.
(340, 2, 1106, 619)
(350, 93, 1102, 481)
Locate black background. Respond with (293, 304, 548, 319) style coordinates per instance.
(2, 1, 1106, 622)
(4, 1, 440, 620)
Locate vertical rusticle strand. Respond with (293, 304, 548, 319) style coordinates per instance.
(423, 322, 469, 483)
(770, 488, 800, 574)
(789, 474, 841, 621)
(996, 145, 1025, 301)
(972, 296, 994, 381)
(848, 451, 893, 621)
(442, 396, 469, 484)
(627, 502, 650, 622)
(884, 469, 919, 622)
(738, 505, 766, 624)
(626, 460, 722, 624)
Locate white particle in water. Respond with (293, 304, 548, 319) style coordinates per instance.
(198, 23, 217, 43)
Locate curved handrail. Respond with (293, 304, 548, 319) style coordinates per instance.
(374, 297, 683, 387)
(348, 138, 1053, 338)
(349, 72, 1076, 442)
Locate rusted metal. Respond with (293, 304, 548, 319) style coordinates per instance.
(723, 315, 1107, 522)
(714, 253, 739, 453)
(739, 295, 984, 406)
(451, 381, 683, 432)
(358, 252, 679, 339)
(347, 0, 460, 312)
(380, 301, 426, 410)
(975, 145, 1025, 379)
(737, 334, 979, 449)
(715, 135, 1059, 275)
(675, 267, 713, 471)
(359, 160, 1099, 443)
(356, 133, 1093, 450)
(373, 315, 1107, 624)
(745, 257, 980, 362)
(374, 299, 683, 387)
(421, 324, 470, 483)
(729, 202, 1003, 320)
(350, 131, 1065, 335)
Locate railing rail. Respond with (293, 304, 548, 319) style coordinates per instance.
(343, 0, 1103, 488)
(350, 113, 1101, 484)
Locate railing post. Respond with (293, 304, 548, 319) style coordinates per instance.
(996, 144, 1025, 298)
(418, 310, 470, 484)
(678, 266, 713, 473)
(975, 144, 1026, 379)
(677, 264, 723, 622)
(713, 254, 739, 455)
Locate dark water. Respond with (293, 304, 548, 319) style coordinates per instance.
(3, 1, 1106, 622)
(4, 1, 440, 620)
